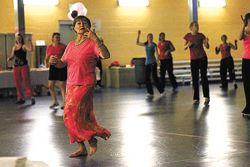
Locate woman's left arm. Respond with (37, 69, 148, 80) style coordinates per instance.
(96, 41, 110, 59)
(87, 28, 110, 59)
(24, 38, 34, 52)
(155, 44, 160, 58)
(229, 40, 238, 50)
(203, 37, 210, 49)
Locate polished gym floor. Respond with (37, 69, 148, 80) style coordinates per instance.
(0, 84, 250, 167)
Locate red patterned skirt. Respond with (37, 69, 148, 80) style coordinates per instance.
(64, 85, 111, 144)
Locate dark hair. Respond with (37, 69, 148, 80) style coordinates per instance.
(159, 32, 165, 36)
(221, 34, 227, 40)
(16, 33, 24, 44)
(52, 32, 60, 38)
(189, 21, 199, 28)
(72, 15, 91, 28)
(245, 13, 250, 21)
(147, 33, 153, 38)
(144, 33, 153, 45)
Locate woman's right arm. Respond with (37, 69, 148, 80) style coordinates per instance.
(44, 54, 50, 68)
(136, 30, 145, 46)
(215, 46, 220, 55)
(7, 46, 15, 62)
(184, 41, 192, 50)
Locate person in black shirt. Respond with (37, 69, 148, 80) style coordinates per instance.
(8, 33, 35, 105)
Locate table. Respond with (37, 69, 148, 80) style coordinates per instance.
(105, 67, 138, 88)
(0, 68, 49, 89)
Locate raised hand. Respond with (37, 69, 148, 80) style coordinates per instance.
(138, 30, 141, 36)
(84, 27, 98, 41)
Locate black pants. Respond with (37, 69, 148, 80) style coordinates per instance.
(96, 59, 103, 86)
(242, 59, 250, 113)
(145, 63, 164, 94)
(220, 56, 235, 87)
(160, 59, 177, 89)
(191, 57, 210, 100)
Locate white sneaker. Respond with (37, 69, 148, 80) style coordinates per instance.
(193, 99, 200, 104)
(146, 93, 154, 98)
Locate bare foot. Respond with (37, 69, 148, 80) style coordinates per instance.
(99, 133, 111, 140)
(89, 137, 97, 156)
(69, 142, 88, 158)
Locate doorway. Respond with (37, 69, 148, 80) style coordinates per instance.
(59, 20, 75, 45)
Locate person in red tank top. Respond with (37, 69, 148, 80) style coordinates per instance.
(215, 34, 238, 89)
(157, 32, 178, 91)
(240, 13, 250, 116)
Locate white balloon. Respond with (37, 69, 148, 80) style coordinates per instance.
(67, 2, 87, 21)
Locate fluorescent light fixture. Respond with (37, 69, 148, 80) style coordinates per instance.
(199, 0, 226, 8)
(118, 0, 149, 7)
(23, 0, 59, 6)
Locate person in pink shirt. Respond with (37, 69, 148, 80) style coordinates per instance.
(240, 13, 250, 116)
(184, 21, 210, 106)
(44, 33, 67, 109)
(215, 34, 238, 90)
(49, 15, 111, 157)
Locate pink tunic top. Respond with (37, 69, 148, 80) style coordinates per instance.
(61, 40, 100, 86)
(243, 36, 250, 59)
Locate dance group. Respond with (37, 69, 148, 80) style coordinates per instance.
(137, 14, 250, 110)
(6, 12, 250, 157)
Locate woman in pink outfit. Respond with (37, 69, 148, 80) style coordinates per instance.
(240, 13, 250, 116)
(49, 15, 111, 157)
(7, 33, 35, 105)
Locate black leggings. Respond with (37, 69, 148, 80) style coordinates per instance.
(160, 59, 177, 89)
(145, 63, 164, 94)
(242, 59, 250, 113)
(190, 57, 210, 100)
(220, 56, 235, 87)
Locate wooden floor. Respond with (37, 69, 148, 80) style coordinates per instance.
(1, 83, 250, 167)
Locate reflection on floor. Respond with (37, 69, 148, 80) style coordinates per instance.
(0, 84, 250, 167)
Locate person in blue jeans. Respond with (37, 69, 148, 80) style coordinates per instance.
(136, 30, 165, 98)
